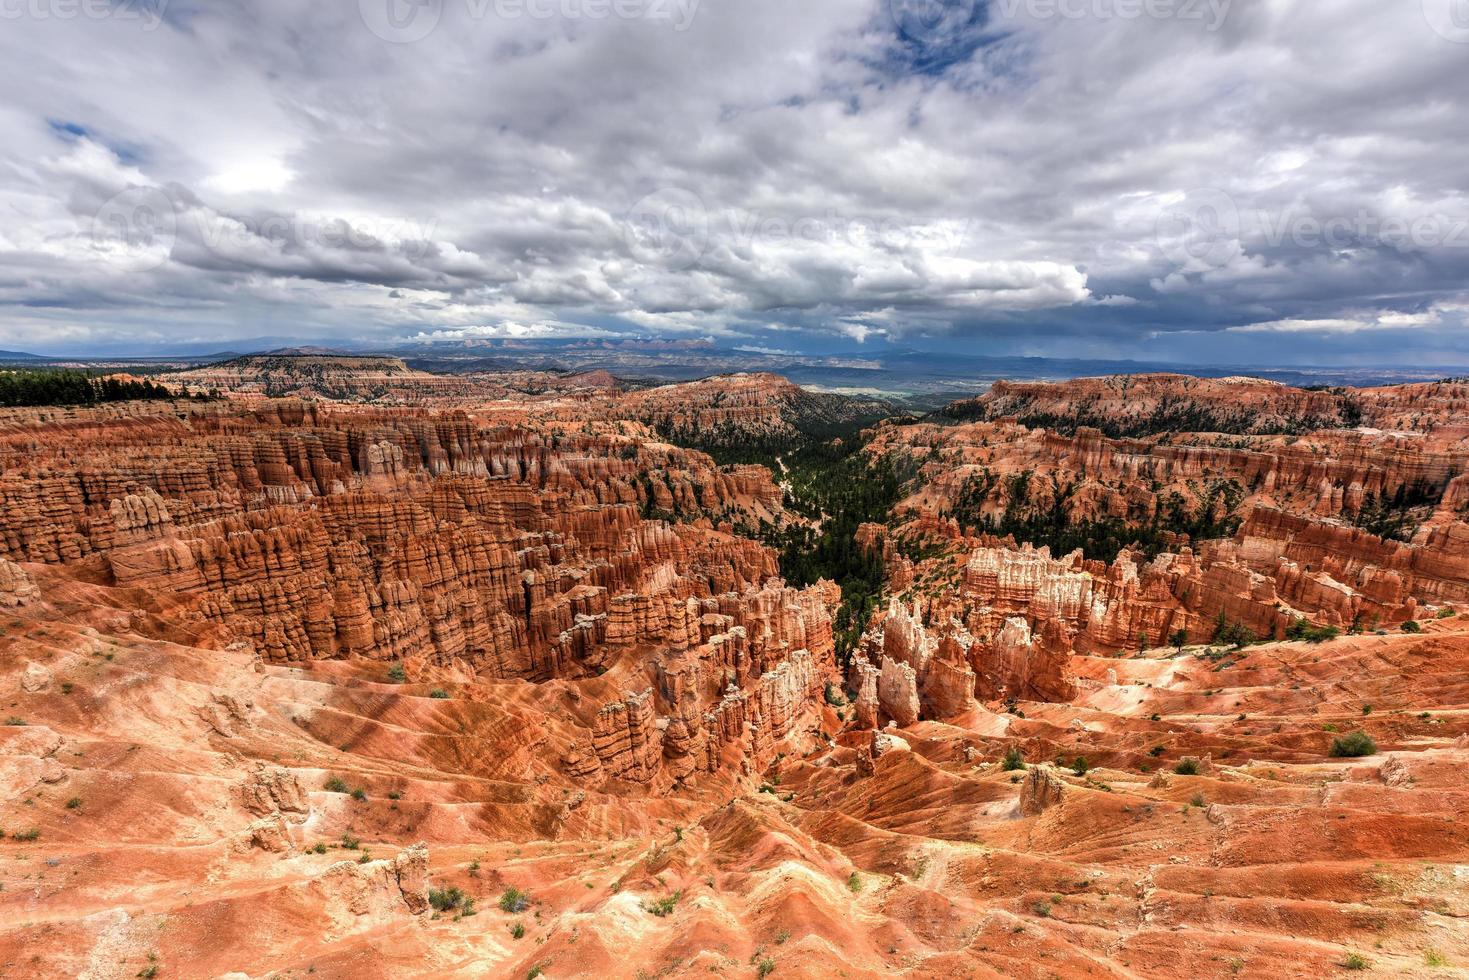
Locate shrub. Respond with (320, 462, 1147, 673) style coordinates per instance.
(351, 788, 367, 802)
(429, 689, 449, 699)
(1212, 616, 1257, 649)
(1149, 745, 1166, 757)
(1436, 607, 1456, 620)
(1001, 746, 1026, 771)
(65, 797, 82, 810)
(509, 921, 525, 939)
(1361, 704, 1373, 716)
(12, 828, 40, 842)
(823, 682, 846, 707)
(757, 958, 777, 978)
(1401, 620, 1422, 634)
(459, 897, 476, 917)
(1190, 793, 1206, 808)
(323, 777, 349, 793)
(1070, 756, 1089, 776)
(499, 886, 529, 913)
(1287, 619, 1339, 644)
(340, 833, 360, 850)
(1174, 758, 1200, 776)
(1330, 731, 1378, 758)
(4, 717, 26, 726)
(357, 850, 372, 864)
(644, 890, 681, 917)
(388, 790, 402, 800)
(847, 871, 863, 893)
(1424, 948, 1448, 967)
(311, 842, 327, 854)
(1341, 952, 1368, 970)
(387, 662, 407, 682)
(428, 886, 465, 912)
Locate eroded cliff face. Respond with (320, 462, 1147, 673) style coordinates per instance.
(848, 373, 1469, 726)
(0, 395, 838, 798)
(6, 369, 1469, 979)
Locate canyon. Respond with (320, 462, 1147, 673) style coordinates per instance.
(1, 364, 1467, 978)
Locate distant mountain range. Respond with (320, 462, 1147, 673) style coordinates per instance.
(6, 339, 1465, 409)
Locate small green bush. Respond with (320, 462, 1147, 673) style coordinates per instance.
(757, 958, 777, 978)
(65, 797, 82, 810)
(499, 886, 529, 913)
(323, 776, 349, 793)
(1070, 756, 1089, 776)
(1001, 746, 1026, 771)
(847, 871, 863, 894)
(510, 921, 525, 939)
(387, 662, 407, 682)
(644, 890, 681, 917)
(12, 828, 40, 842)
(1174, 758, 1200, 776)
(340, 833, 360, 850)
(1287, 619, 1340, 644)
(351, 788, 367, 802)
(1341, 952, 1369, 970)
(1401, 620, 1422, 634)
(1330, 731, 1378, 758)
(429, 688, 449, 699)
(428, 886, 465, 912)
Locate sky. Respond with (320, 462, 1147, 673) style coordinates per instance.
(2, 0, 1468, 365)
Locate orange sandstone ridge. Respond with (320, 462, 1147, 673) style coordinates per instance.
(2, 368, 1468, 979)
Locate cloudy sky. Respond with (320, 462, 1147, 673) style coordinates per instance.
(2, 0, 1468, 364)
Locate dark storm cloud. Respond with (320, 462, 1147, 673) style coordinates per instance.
(0, 0, 1466, 362)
